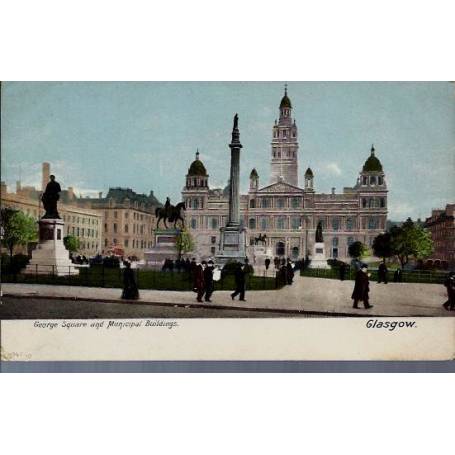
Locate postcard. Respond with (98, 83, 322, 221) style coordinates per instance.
(1, 81, 454, 362)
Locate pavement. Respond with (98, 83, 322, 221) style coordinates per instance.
(2, 275, 453, 317)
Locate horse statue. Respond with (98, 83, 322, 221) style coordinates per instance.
(254, 233, 267, 246)
(155, 201, 186, 229)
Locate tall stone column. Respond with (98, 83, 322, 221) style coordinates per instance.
(228, 114, 242, 227)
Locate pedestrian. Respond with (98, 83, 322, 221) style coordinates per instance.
(339, 262, 346, 281)
(286, 258, 294, 285)
(265, 257, 271, 271)
(274, 257, 279, 270)
(442, 272, 455, 311)
(203, 260, 215, 302)
(121, 261, 139, 300)
(194, 261, 205, 303)
(351, 265, 373, 309)
(393, 268, 403, 283)
(377, 261, 388, 284)
(231, 262, 247, 301)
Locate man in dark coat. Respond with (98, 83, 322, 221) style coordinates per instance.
(352, 265, 373, 309)
(339, 263, 346, 281)
(393, 268, 403, 282)
(121, 262, 139, 300)
(443, 272, 455, 311)
(265, 258, 271, 271)
(231, 262, 246, 301)
(203, 260, 215, 302)
(377, 261, 388, 284)
(286, 258, 294, 285)
(194, 262, 205, 302)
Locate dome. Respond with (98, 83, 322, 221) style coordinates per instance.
(362, 146, 383, 172)
(187, 151, 208, 176)
(280, 94, 292, 109)
(250, 168, 258, 178)
(305, 167, 313, 177)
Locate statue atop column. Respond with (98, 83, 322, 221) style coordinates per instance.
(315, 221, 324, 243)
(41, 175, 62, 219)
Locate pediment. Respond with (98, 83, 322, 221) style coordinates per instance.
(257, 182, 304, 194)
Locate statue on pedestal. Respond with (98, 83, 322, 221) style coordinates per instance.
(41, 175, 62, 219)
(155, 198, 186, 229)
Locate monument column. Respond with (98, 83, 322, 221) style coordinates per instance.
(227, 114, 242, 227)
(216, 114, 247, 265)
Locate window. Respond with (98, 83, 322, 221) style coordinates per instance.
(346, 218, 354, 231)
(125, 224, 129, 233)
(362, 198, 367, 208)
(347, 237, 354, 246)
(380, 198, 385, 208)
(193, 199, 199, 209)
(291, 197, 300, 209)
(291, 217, 301, 230)
(378, 176, 384, 185)
(104, 239, 108, 247)
(332, 237, 339, 246)
(362, 176, 368, 185)
(249, 218, 256, 229)
(76, 227, 80, 236)
(113, 223, 117, 233)
(210, 247, 216, 255)
(72, 227, 75, 235)
(332, 218, 340, 231)
(370, 176, 377, 185)
(283, 129, 287, 138)
(276, 198, 285, 209)
(191, 218, 197, 229)
(250, 199, 256, 208)
(211, 236, 216, 244)
(211, 218, 218, 230)
(260, 217, 268, 231)
(368, 217, 378, 229)
(277, 216, 286, 230)
(262, 198, 271, 208)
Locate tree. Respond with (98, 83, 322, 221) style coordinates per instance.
(390, 218, 433, 268)
(372, 232, 393, 262)
(63, 235, 80, 253)
(0, 208, 38, 258)
(348, 241, 368, 260)
(175, 228, 195, 258)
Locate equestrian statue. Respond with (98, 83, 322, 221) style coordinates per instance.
(155, 197, 186, 229)
(254, 233, 267, 246)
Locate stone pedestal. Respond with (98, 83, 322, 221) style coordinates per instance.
(251, 244, 273, 267)
(308, 241, 330, 269)
(215, 226, 247, 266)
(143, 229, 179, 269)
(25, 218, 79, 276)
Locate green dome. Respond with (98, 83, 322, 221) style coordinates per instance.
(362, 147, 383, 172)
(188, 152, 208, 176)
(305, 167, 313, 177)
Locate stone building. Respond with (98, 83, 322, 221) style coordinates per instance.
(424, 204, 455, 267)
(182, 88, 388, 261)
(78, 187, 162, 259)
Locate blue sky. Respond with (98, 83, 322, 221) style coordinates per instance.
(1, 81, 454, 220)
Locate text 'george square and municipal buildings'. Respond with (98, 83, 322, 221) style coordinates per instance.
(182, 87, 388, 261)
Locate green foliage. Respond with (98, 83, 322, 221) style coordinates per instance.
(1, 253, 30, 274)
(175, 228, 195, 257)
(63, 235, 80, 252)
(348, 241, 368, 259)
(1, 208, 37, 257)
(372, 232, 393, 260)
(389, 218, 434, 267)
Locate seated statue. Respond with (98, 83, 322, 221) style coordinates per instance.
(41, 175, 62, 219)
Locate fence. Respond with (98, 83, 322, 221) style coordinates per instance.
(301, 267, 450, 284)
(2, 264, 285, 291)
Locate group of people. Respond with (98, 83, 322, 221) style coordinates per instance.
(161, 257, 194, 273)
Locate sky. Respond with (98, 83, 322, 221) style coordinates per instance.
(1, 81, 454, 220)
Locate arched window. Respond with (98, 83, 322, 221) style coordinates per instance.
(370, 176, 377, 185)
(250, 199, 256, 208)
(249, 218, 256, 229)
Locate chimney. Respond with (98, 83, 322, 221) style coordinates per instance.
(331, 187, 336, 195)
(16, 180, 22, 193)
(98, 192, 103, 199)
(67, 186, 74, 200)
(42, 162, 50, 191)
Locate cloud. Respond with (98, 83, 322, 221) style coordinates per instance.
(325, 162, 342, 176)
(388, 201, 416, 220)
